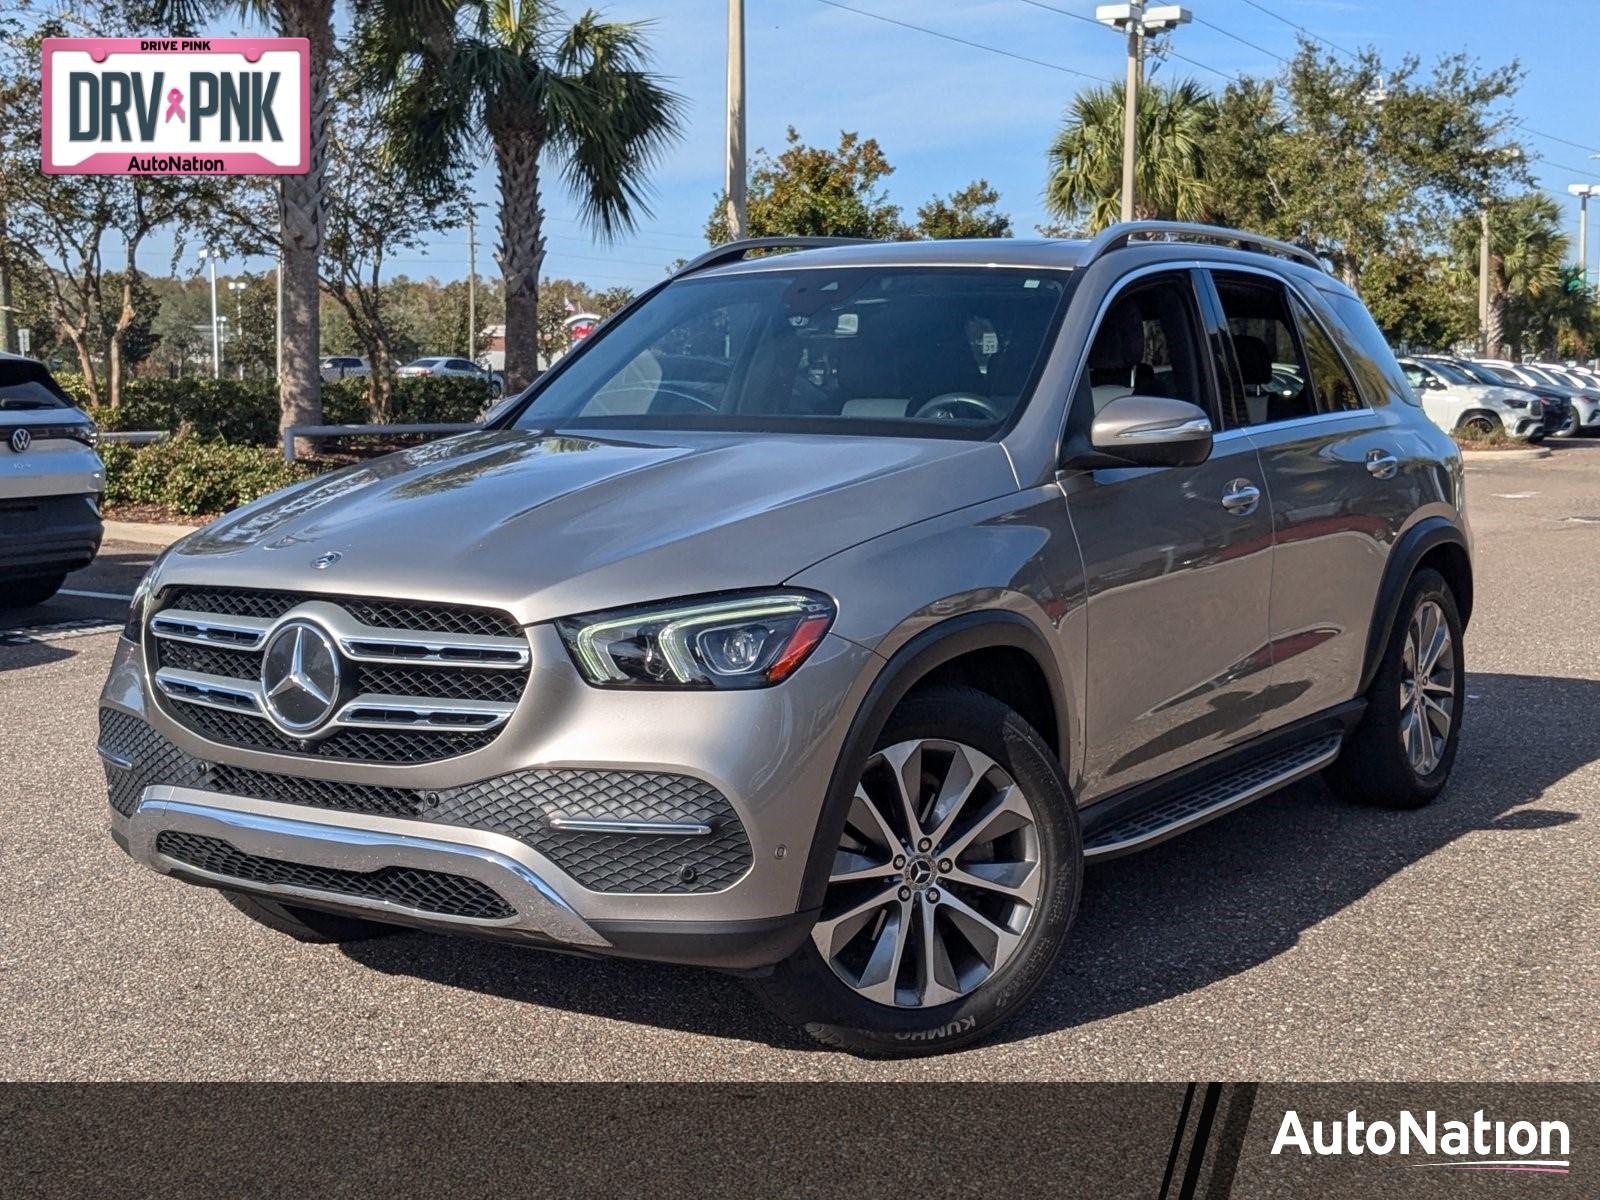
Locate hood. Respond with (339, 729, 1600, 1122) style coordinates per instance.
(1452, 383, 1537, 408)
(161, 429, 1018, 624)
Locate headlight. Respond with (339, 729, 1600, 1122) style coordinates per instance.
(1504, 398, 1528, 409)
(556, 591, 835, 689)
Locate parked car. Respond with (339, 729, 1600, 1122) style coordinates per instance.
(1470, 359, 1599, 437)
(1419, 357, 1568, 439)
(397, 356, 503, 397)
(1526, 363, 1600, 434)
(1397, 357, 1544, 440)
(318, 356, 370, 382)
(1, 352, 104, 607)
(100, 225, 1472, 1055)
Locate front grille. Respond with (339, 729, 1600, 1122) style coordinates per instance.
(148, 586, 529, 765)
(101, 710, 753, 893)
(154, 831, 515, 920)
(160, 586, 521, 638)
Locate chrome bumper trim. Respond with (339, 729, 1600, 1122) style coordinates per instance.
(118, 785, 609, 947)
(547, 816, 714, 837)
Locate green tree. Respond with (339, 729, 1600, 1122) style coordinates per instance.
(1046, 78, 1215, 233)
(364, 3, 683, 392)
(706, 128, 910, 243)
(1358, 248, 1473, 350)
(320, 82, 469, 421)
(914, 180, 1012, 239)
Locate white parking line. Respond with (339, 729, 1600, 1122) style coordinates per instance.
(60, 588, 135, 602)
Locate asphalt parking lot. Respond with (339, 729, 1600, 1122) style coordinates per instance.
(4, 444, 1599, 1082)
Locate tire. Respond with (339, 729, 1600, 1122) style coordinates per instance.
(1327, 568, 1464, 809)
(1459, 413, 1500, 437)
(1552, 408, 1578, 439)
(752, 686, 1082, 1058)
(222, 890, 398, 944)
(0, 572, 66, 609)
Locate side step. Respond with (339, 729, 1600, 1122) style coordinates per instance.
(1083, 733, 1342, 861)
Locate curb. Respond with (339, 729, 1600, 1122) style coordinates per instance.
(102, 519, 203, 548)
(1459, 447, 1551, 463)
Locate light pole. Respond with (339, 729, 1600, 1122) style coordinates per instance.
(227, 280, 248, 378)
(1568, 183, 1599, 291)
(1096, 3, 1192, 224)
(725, 0, 747, 239)
(197, 248, 221, 379)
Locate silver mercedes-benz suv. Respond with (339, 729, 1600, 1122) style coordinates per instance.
(100, 224, 1472, 1056)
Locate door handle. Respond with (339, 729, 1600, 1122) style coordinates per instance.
(1366, 449, 1400, 479)
(1221, 480, 1261, 515)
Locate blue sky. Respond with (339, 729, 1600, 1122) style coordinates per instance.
(165, 0, 1600, 290)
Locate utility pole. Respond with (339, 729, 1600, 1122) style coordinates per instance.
(466, 203, 477, 358)
(1097, 4, 1192, 224)
(1568, 183, 1598, 290)
(0, 204, 14, 355)
(1478, 207, 1492, 356)
(228, 280, 247, 379)
(724, 0, 747, 239)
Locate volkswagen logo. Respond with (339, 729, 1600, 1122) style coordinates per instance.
(259, 621, 343, 733)
(8, 428, 31, 454)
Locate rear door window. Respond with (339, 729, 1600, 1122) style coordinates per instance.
(1210, 271, 1316, 427)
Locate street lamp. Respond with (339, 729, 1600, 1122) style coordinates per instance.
(196, 248, 222, 379)
(1567, 183, 1600, 291)
(227, 280, 248, 379)
(1096, 3, 1192, 224)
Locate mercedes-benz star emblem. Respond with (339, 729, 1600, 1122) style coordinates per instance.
(311, 550, 342, 569)
(260, 621, 343, 733)
(8, 428, 31, 454)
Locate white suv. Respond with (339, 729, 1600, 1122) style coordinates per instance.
(1399, 357, 1543, 439)
(1, 353, 105, 607)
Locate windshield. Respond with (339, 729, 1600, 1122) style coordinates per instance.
(1450, 360, 1502, 386)
(1419, 359, 1472, 385)
(512, 267, 1072, 439)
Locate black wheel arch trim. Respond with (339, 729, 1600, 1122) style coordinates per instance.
(1358, 515, 1471, 695)
(797, 610, 1071, 912)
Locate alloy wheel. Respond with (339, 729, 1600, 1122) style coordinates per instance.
(811, 738, 1042, 1008)
(1399, 599, 1455, 776)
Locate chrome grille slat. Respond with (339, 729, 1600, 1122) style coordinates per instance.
(148, 588, 530, 765)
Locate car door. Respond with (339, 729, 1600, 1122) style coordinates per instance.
(1204, 267, 1411, 729)
(1060, 268, 1276, 802)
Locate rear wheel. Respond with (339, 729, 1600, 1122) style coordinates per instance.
(222, 891, 398, 944)
(1328, 568, 1464, 809)
(753, 686, 1081, 1057)
(0, 572, 66, 609)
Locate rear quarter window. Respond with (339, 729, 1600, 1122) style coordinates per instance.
(1318, 289, 1418, 408)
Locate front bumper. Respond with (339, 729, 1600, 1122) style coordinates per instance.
(99, 627, 872, 969)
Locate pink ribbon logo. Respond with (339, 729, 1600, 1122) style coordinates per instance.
(164, 88, 185, 123)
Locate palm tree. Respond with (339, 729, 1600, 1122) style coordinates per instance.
(1454, 193, 1567, 358)
(1046, 78, 1215, 233)
(366, 3, 683, 391)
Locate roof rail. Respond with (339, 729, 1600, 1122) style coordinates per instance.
(675, 236, 875, 277)
(1081, 221, 1327, 273)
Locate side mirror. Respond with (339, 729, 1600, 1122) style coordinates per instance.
(1064, 395, 1214, 469)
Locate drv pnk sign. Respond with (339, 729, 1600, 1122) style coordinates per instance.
(42, 38, 309, 175)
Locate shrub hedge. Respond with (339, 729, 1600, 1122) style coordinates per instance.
(101, 431, 314, 517)
(64, 374, 493, 446)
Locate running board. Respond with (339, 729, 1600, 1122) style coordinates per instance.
(1083, 733, 1343, 861)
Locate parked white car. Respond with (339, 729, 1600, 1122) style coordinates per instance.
(1398, 357, 1544, 440)
(319, 355, 370, 382)
(1475, 359, 1600, 436)
(396, 356, 502, 397)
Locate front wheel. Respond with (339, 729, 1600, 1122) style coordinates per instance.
(752, 686, 1081, 1057)
(1327, 567, 1464, 809)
